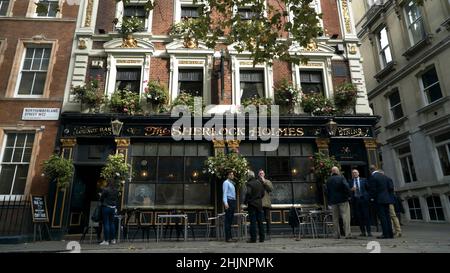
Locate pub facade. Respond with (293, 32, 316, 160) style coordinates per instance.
(50, 0, 380, 235)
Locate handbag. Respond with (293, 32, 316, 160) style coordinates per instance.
(91, 205, 102, 222)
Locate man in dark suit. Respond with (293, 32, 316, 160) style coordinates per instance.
(244, 170, 266, 243)
(326, 166, 353, 239)
(350, 169, 372, 237)
(368, 166, 394, 239)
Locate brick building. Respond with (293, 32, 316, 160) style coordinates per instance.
(39, 0, 378, 237)
(0, 0, 79, 240)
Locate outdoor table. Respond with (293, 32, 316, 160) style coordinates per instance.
(216, 212, 248, 241)
(156, 214, 188, 242)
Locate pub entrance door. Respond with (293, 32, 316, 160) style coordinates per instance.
(68, 166, 104, 234)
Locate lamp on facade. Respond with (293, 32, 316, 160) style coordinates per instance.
(326, 119, 338, 137)
(111, 118, 124, 136)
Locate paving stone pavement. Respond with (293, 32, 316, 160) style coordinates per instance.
(0, 222, 449, 253)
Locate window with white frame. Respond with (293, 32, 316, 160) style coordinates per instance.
(178, 69, 203, 97)
(237, 7, 260, 20)
(16, 46, 51, 96)
(407, 198, 422, 220)
(435, 131, 450, 176)
(0, 0, 10, 16)
(426, 195, 445, 221)
(420, 66, 442, 104)
(388, 89, 404, 121)
(0, 132, 35, 196)
(300, 70, 324, 95)
(181, 5, 200, 19)
(123, 5, 147, 30)
(115, 68, 142, 93)
(376, 27, 393, 68)
(35, 0, 59, 17)
(404, 0, 426, 46)
(398, 145, 417, 183)
(174, 0, 206, 23)
(240, 70, 265, 100)
(116, 0, 153, 32)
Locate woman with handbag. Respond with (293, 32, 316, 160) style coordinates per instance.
(99, 177, 119, 245)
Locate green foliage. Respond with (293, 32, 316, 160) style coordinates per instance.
(100, 154, 131, 188)
(71, 76, 106, 111)
(310, 152, 340, 183)
(300, 93, 336, 115)
(333, 83, 357, 114)
(241, 96, 273, 115)
(169, 18, 199, 39)
(204, 151, 249, 188)
(109, 89, 142, 115)
(35, 2, 60, 15)
(172, 92, 205, 116)
(143, 80, 169, 106)
(117, 0, 154, 12)
(274, 79, 302, 113)
(42, 155, 74, 188)
(184, 0, 323, 65)
(120, 16, 145, 34)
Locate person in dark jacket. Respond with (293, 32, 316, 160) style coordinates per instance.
(99, 175, 119, 245)
(368, 166, 394, 239)
(326, 166, 353, 239)
(258, 169, 273, 239)
(244, 170, 266, 243)
(350, 169, 372, 237)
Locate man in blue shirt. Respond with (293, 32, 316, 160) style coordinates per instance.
(223, 171, 237, 242)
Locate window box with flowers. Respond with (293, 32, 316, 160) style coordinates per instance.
(204, 151, 249, 189)
(171, 92, 205, 116)
(274, 79, 301, 115)
(109, 89, 142, 115)
(143, 80, 169, 114)
(71, 76, 107, 113)
(241, 96, 273, 115)
(333, 83, 357, 115)
(300, 93, 336, 116)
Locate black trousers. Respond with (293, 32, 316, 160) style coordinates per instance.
(377, 203, 393, 238)
(248, 206, 265, 242)
(263, 207, 271, 236)
(224, 199, 236, 241)
(354, 198, 371, 235)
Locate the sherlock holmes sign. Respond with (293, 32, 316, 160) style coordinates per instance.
(63, 124, 372, 138)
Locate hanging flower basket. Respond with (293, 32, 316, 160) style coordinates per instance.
(204, 151, 249, 188)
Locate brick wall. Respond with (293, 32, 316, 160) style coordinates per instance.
(321, 0, 342, 38)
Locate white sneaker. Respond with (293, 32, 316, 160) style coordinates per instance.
(111, 240, 116, 244)
(99, 241, 109, 246)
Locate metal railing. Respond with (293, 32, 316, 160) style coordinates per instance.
(0, 195, 33, 239)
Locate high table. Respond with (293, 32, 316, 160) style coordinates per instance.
(156, 214, 188, 242)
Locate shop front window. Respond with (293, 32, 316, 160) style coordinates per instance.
(129, 143, 211, 208)
(240, 142, 315, 205)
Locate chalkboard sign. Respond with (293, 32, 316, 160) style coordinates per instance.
(31, 195, 49, 223)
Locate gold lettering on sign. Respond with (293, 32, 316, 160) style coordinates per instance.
(337, 127, 370, 137)
(84, 0, 94, 27)
(179, 60, 204, 65)
(341, 0, 352, 33)
(144, 127, 171, 136)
